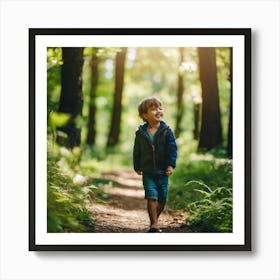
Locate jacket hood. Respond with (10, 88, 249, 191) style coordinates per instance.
(138, 121, 168, 132)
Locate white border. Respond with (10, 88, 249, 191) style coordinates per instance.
(35, 34, 245, 246)
(1, 0, 279, 279)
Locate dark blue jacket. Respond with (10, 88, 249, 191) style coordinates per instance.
(133, 121, 177, 175)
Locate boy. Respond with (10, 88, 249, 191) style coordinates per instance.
(133, 97, 177, 232)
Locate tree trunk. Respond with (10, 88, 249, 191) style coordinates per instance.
(86, 48, 99, 145)
(227, 48, 233, 158)
(58, 47, 84, 148)
(175, 47, 184, 138)
(198, 47, 222, 151)
(107, 47, 127, 147)
(193, 103, 201, 140)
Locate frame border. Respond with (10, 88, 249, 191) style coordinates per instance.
(29, 28, 251, 251)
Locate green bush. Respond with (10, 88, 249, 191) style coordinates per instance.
(168, 152, 232, 232)
(47, 146, 96, 233)
(169, 153, 232, 206)
(186, 181, 232, 232)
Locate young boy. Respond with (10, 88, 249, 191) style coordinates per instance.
(133, 97, 177, 232)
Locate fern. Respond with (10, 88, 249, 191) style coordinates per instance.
(47, 146, 96, 233)
(186, 184, 232, 232)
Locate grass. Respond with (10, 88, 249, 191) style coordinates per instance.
(168, 150, 233, 232)
(185, 182, 232, 232)
(47, 142, 113, 233)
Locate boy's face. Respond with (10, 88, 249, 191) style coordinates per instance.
(143, 105, 164, 124)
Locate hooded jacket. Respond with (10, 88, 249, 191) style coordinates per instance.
(133, 121, 177, 175)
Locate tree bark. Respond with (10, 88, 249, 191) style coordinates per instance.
(193, 103, 201, 140)
(107, 47, 127, 147)
(175, 47, 184, 138)
(227, 48, 233, 158)
(198, 47, 222, 151)
(86, 48, 99, 145)
(58, 47, 84, 148)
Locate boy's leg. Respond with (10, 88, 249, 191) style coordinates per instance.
(147, 199, 159, 229)
(156, 175, 168, 220)
(157, 203, 165, 218)
(142, 174, 162, 232)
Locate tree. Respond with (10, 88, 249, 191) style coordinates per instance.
(86, 48, 99, 145)
(193, 102, 201, 140)
(198, 47, 222, 150)
(107, 47, 127, 147)
(175, 47, 185, 137)
(57, 47, 84, 148)
(227, 48, 233, 158)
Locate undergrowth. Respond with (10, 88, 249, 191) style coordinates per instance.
(47, 143, 112, 233)
(168, 152, 233, 232)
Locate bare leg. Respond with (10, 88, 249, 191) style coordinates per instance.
(157, 203, 165, 219)
(147, 199, 159, 229)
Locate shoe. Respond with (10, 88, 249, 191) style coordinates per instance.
(148, 227, 162, 233)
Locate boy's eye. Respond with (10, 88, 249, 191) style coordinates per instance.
(149, 106, 163, 113)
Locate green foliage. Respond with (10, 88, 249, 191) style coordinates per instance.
(47, 144, 97, 233)
(49, 111, 71, 128)
(186, 182, 232, 232)
(47, 47, 62, 118)
(168, 149, 232, 232)
(169, 154, 232, 204)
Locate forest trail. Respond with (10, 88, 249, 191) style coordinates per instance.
(87, 170, 192, 233)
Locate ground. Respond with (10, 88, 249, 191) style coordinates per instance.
(87, 170, 192, 233)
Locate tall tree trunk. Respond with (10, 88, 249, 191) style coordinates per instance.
(198, 47, 222, 151)
(86, 48, 99, 145)
(175, 47, 184, 138)
(107, 47, 127, 147)
(58, 47, 84, 148)
(193, 103, 201, 140)
(227, 48, 233, 158)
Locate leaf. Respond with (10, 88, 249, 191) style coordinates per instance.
(194, 189, 211, 197)
(49, 111, 71, 127)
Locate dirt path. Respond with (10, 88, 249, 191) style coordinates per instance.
(87, 170, 192, 233)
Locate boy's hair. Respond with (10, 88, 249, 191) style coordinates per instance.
(138, 97, 162, 121)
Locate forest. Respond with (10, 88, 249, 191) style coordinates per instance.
(47, 46, 233, 233)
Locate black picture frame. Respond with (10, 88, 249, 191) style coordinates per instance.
(29, 28, 251, 251)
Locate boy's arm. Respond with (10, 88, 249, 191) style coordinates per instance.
(133, 132, 141, 173)
(166, 128, 177, 169)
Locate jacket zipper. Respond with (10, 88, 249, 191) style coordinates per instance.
(139, 126, 169, 172)
(151, 144, 156, 170)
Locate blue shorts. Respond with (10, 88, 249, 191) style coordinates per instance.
(142, 173, 169, 205)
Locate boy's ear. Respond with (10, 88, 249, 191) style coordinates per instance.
(141, 113, 147, 121)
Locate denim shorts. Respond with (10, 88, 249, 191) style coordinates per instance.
(142, 173, 169, 204)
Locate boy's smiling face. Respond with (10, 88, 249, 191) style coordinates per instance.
(143, 105, 164, 124)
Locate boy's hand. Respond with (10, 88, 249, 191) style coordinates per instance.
(136, 170, 142, 175)
(166, 166, 173, 176)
